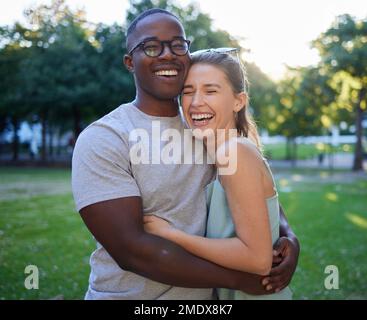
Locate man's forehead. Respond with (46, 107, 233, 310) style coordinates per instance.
(134, 13, 185, 40)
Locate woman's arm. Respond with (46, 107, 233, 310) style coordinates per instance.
(144, 140, 273, 276)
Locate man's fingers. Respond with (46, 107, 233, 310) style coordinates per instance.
(268, 273, 291, 289)
(273, 283, 287, 293)
(262, 277, 270, 286)
(272, 255, 282, 265)
(267, 274, 284, 286)
(271, 251, 292, 274)
(273, 237, 287, 252)
(269, 262, 285, 277)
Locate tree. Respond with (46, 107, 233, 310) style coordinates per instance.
(23, 0, 136, 148)
(21, 0, 100, 160)
(93, 23, 135, 118)
(0, 24, 32, 161)
(245, 62, 278, 133)
(313, 14, 367, 171)
(267, 66, 335, 162)
(125, 0, 240, 50)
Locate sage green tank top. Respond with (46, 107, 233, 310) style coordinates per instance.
(205, 157, 293, 300)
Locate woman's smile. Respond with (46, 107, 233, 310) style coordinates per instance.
(190, 112, 215, 127)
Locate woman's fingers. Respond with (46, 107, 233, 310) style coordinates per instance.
(143, 214, 159, 223)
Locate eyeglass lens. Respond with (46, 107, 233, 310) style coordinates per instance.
(143, 39, 189, 57)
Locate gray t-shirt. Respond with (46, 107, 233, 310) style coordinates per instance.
(72, 103, 215, 299)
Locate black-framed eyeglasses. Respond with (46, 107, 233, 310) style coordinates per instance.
(128, 38, 191, 57)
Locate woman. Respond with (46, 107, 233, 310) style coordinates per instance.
(144, 49, 293, 299)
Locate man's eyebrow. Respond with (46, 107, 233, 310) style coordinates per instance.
(183, 84, 193, 89)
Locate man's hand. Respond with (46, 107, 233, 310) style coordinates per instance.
(262, 237, 299, 293)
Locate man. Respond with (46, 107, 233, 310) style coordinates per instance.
(72, 8, 299, 300)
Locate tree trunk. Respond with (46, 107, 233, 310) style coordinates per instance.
(290, 138, 296, 168)
(56, 127, 62, 156)
(353, 89, 365, 171)
(286, 137, 292, 160)
(41, 111, 48, 162)
(328, 143, 334, 172)
(48, 123, 54, 159)
(72, 105, 81, 143)
(11, 116, 19, 162)
(292, 140, 297, 167)
(0, 117, 6, 156)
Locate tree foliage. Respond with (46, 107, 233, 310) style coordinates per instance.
(313, 14, 367, 170)
(0, 1, 365, 170)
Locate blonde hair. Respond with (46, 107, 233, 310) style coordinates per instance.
(190, 51, 261, 149)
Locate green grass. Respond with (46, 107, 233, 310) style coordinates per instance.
(0, 168, 94, 300)
(275, 169, 367, 299)
(263, 143, 355, 160)
(0, 167, 366, 299)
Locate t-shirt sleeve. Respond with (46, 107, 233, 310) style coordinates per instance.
(72, 124, 141, 212)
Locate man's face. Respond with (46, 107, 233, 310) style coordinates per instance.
(126, 14, 191, 101)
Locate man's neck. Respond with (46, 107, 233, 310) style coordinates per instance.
(133, 93, 179, 117)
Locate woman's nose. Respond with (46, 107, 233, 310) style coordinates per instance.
(191, 92, 205, 107)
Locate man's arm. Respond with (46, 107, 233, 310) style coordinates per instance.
(262, 204, 300, 292)
(80, 196, 270, 295)
(279, 205, 300, 250)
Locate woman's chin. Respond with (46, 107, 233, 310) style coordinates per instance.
(190, 126, 216, 141)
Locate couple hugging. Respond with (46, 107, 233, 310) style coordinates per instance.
(72, 8, 299, 300)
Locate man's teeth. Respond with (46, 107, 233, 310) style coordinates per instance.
(191, 113, 214, 120)
(155, 70, 178, 76)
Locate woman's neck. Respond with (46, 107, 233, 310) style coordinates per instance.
(204, 127, 238, 163)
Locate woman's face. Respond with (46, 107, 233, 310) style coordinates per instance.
(181, 63, 245, 135)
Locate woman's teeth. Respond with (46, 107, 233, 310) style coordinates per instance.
(155, 70, 178, 76)
(191, 113, 214, 121)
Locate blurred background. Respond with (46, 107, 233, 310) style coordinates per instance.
(0, 0, 366, 300)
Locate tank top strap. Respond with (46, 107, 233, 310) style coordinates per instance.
(262, 157, 277, 194)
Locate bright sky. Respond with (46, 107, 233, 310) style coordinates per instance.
(1, 0, 366, 79)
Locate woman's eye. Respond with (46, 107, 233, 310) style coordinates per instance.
(182, 91, 193, 95)
(207, 90, 217, 94)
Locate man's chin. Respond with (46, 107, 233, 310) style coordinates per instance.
(156, 91, 182, 100)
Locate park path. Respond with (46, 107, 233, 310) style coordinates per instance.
(0, 153, 365, 201)
(269, 152, 367, 170)
(0, 180, 71, 201)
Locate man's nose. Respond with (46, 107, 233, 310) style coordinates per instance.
(159, 43, 175, 59)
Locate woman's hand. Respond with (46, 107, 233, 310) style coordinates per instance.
(143, 215, 176, 239)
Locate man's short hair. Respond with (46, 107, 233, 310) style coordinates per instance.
(126, 8, 180, 50)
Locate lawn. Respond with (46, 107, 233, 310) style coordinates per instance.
(0, 167, 366, 300)
(273, 168, 367, 299)
(0, 168, 94, 300)
(263, 142, 355, 160)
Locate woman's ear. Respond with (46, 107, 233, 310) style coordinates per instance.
(234, 92, 247, 112)
(123, 54, 134, 73)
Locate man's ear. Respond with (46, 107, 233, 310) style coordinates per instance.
(123, 54, 134, 73)
(234, 92, 247, 112)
